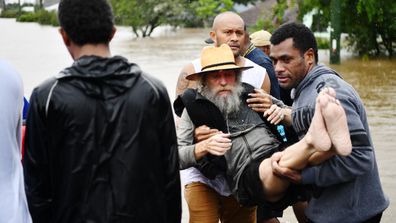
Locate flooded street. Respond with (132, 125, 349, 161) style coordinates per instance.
(1, 18, 395, 222)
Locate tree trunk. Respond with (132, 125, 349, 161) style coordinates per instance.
(132, 26, 140, 38)
(381, 33, 393, 58)
(1, 0, 5, 10)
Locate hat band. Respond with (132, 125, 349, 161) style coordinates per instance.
(201, 61, 236, 71)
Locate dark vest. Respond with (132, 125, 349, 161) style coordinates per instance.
(174, 83, 282, 179)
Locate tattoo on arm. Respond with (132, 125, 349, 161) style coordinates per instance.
(176, 71, 190, 96)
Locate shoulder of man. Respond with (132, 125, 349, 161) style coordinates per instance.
(245, 47, 272, 67)
(176, 60, 198, 97)
(138, 71, 170, 100)
(32, 76, 58, 99)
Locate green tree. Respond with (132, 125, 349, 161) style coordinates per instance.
(189, 0, 234, 27)
(110, 0, 184, 37)
(110, 0, 253, 34)
(297, 0, 395, 57)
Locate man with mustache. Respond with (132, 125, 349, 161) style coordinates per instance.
(268, 22, 389, 223)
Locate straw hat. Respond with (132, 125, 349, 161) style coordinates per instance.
(186, 44, 252, 80)
(250, 30, 272, 47)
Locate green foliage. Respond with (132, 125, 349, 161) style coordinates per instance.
(249, 17, 276, 34)
(316, 37, 329, 49)
(0, 9, 20, 18)
(272, 0, 291, 25)
(111, 0, 185, 37)
(0, 3, 21, 18)
(17, 12, 39, 22)
(190, 0, 234, 26)
(16, 10, 58, 26)
(297, 0, 395, 57)
(110, 0, 243, 35)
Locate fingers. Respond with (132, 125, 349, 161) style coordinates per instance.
(247, 89, 272, 112)
(271, 159, 302, 184)
(194, 125, 220, 142)
(264, 104, 284, 124)
(205, 133, 232, 156)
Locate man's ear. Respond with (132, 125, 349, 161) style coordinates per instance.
(305, 48, 315, 65)
(209, 31, 216, 46)
(109, 26, 116, 41)
(59, 28, 71, 47)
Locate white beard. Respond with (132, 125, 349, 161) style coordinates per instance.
(200, 84, 244, 117)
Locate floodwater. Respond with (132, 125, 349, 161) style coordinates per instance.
(1, 18, 395, 222)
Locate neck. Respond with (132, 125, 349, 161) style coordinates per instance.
(71, 43, 112, 60)
(234, 55, 245, 66)
(306, 62, 317, 74)
(242, 43, 254, 57)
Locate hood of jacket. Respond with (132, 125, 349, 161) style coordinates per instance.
(57, 55, 140, 100)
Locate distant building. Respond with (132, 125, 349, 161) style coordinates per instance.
(238, 0, 277, 26)
(238, 0, 298, 27)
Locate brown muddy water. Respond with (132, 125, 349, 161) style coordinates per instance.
(1, 18, 395, 222)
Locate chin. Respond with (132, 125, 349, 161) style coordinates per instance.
(280, 83, 292, 90)
(232, 51, 240, 57)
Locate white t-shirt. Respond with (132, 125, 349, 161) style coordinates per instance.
(180, 58, 266, 196)
(0, 60, 32, 223)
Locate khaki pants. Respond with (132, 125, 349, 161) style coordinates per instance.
(184, 182, 256, 223)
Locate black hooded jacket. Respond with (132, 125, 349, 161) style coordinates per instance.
(23, 56, 181, 223)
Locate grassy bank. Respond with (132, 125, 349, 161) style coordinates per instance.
(1, 9, 58, 26)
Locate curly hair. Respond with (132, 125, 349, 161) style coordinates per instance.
(270, 22, 318, 63)
(58, 0, 114, 46)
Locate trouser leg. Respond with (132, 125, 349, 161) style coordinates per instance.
(184, 182, 221, 223)
(220, 195, 256, 223)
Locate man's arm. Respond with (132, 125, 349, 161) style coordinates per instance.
(157, 86, 182, 223)
(175, 63, 197, 97)
(23, 89, 52, 223)
(177, 109, 199, 169)
(177, 110, 231, 169)
(246, 89, 292, 126)
(260, 71, 271, 94)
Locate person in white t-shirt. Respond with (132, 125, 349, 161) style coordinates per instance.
(0, 60, 32, 223)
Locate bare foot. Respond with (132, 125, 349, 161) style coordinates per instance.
(304, 95, 332, 152)
(318, 87, 352, 156)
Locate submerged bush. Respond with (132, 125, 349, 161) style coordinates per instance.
(316, 37, 330, 49)
(0, 9, 20, 18)
(16, 10, 58, 26)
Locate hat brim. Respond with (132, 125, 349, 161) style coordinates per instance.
(185, 65, 253, 81)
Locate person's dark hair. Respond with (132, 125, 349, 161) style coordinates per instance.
(58, 0, 114, 46)
(270, 22, 318, 63)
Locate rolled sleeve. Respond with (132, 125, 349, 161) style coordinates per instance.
(177, 109, 198, 169)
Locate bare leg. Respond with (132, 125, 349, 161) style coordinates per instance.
(257, 88, 351, 201)
(318, 87, 352, 156)
(279, 87, 352, 168)
(258, 99, 331, 201)
(277, 94, 332, 169)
